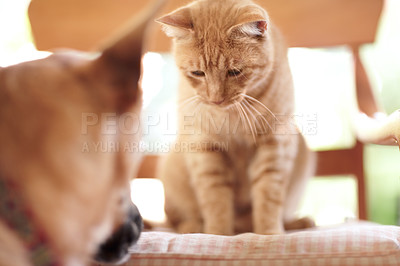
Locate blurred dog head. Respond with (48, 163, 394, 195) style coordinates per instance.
(0, 0, 164, 264)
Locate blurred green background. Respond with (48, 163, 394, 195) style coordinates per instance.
(360, 0, 400, 225)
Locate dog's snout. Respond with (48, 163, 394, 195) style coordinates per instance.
(94, 202, 143, 265)
(130, 203, 143, 231)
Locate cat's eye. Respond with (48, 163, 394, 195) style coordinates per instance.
(191, 70, 205, 77)
(227, 69, 242, 77)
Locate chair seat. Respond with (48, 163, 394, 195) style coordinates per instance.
(96, 222, 400, 266)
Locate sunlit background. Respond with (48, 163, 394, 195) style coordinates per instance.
(1, 0, 399, 227)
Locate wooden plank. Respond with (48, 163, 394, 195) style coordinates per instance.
(136, 154, 160, 179)
(352, 46, 383, 117)
(29, 0, 383, 52)
(262, 0, 384, 48)
(29, 0, 153, 51)
(316, 141, 367, 220)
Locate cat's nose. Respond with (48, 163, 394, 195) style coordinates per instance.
(211, 99, 225, 105)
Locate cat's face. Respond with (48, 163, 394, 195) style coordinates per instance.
(174, 36, 269, 107)
(158, 0, 271, 107)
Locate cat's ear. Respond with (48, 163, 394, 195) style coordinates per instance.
(235, 20, 268, 37)
(228, 7, 269, 38)
(156, 7, 193, 38)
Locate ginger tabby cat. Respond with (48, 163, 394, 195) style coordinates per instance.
(157, 0, 315, 235)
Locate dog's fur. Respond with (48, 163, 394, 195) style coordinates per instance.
(0, 0, 164, 265)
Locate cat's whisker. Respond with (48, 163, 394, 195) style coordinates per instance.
(231, 67, 240, 82)
(242, 99, 268, 133)
(181, 101, 199, 114)
(227, 103, 238, 115)
(227, 103, 235, 112)
(238, 102, 257, 142)
(243, 99, 273, 132)
(241, 73, 249, 81)
(178, 95, 198, 106)
(179, 96, 200, 111)
(178, 97, 197, 108)
(242, 94, 279, 122)
(234, 102, 247, 133)
(179, 95, 200, 108)
(241, 101, 260, 130)
(234, 66, 249, 81)
(237, 106, 255, 141)
(192, 100, 204, 114)
(233, 73, 239, 82)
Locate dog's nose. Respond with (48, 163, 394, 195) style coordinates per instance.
(94, 202, 143, 264)
(125, 203, 144, 242)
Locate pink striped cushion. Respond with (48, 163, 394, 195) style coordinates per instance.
(95, 223, 400, 266)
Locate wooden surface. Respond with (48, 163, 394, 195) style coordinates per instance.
(29, 0, 384, 52)
(352, 46, 383, 117)
(315, 142, 366, 220)
(29, 0, 152, 51)
(136, 155, 161, 179)
(262, 0, 383, 48)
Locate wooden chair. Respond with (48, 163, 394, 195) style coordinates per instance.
(29, 0, 399, 221)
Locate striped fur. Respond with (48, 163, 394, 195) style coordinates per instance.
(158, 0, 315, 235)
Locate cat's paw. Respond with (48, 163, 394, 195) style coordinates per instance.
(204, 223, 234, 235)
(284, 217, 315, 231)
(257, 229, 284, 235)
(177, 220, 203, 234)
(204, 228, 234, 236)
(254, 221, 284, 235)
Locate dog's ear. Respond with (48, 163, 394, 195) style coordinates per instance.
(89, 0, 165, 112)
(98, 0, 165, 66)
